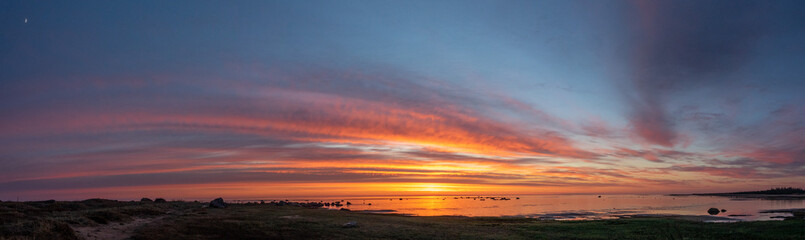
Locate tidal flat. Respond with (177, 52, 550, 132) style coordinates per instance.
(1, 199, 803, 240)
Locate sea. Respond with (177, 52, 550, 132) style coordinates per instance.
(242, 194, 805, 221)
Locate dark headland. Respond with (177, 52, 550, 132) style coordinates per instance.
(2, 197, 804, 240)
(671, 187, 805, 200)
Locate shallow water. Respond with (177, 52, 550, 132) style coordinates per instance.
(258, 194, 805, 221)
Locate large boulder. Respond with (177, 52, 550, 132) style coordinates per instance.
(707, 208, 720, 215)
(792, 210, 805, 219)
(154, 198, 167, 203)
(209, 198, 227, 208)
(141, 198, 153, 202)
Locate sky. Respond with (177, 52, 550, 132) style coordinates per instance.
(1, 0, 804, 200)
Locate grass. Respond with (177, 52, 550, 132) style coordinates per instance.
(132, 204, 805, 240)
(1, 200, 803, 239)
(0, 199, 193, 240)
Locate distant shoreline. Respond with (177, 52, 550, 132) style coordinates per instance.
(669, 193, 805, 200)
(669, 187, 805, 200)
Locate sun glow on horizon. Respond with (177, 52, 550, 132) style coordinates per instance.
(3, 1, 805, 201)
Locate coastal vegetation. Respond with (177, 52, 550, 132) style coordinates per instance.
(730, 187, 805, 195)
(1, 199, 803, 239)
(682, 187, 805, 200)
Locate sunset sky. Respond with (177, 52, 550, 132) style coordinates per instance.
(2, 0, 804, 200)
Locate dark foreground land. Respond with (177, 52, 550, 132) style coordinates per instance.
(1, 199, 804, 240)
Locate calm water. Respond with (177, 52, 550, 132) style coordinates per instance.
(257, 195, 805, 221)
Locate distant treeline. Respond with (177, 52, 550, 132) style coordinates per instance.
(730, 187, 805, 195)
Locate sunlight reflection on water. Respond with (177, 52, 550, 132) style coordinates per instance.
(250, 195, 805, 221)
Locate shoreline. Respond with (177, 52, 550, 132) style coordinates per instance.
(6, 197, 805, 221)
(2, 199, 804, 239)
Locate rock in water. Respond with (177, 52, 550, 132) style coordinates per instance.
(154, 198, 167, 203)
(210, 198, 227, 208)
(342, 221, 358, 228)
(792, 210, 805, 219)
(720, 209, 726, 213)
(707, 208, 720, 215)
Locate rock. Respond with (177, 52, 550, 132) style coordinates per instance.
(154, 198, 167, 203)
(707, 208, 720, 215)
(209, 198, 227, 208)
(301, 202, 324, 208)
(340, 208, 351, 211)
(140, 198, 153, 202)
(792, 210, 805, 219)
(342, 221, 358, 228)
(720, 209, 726, 213)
